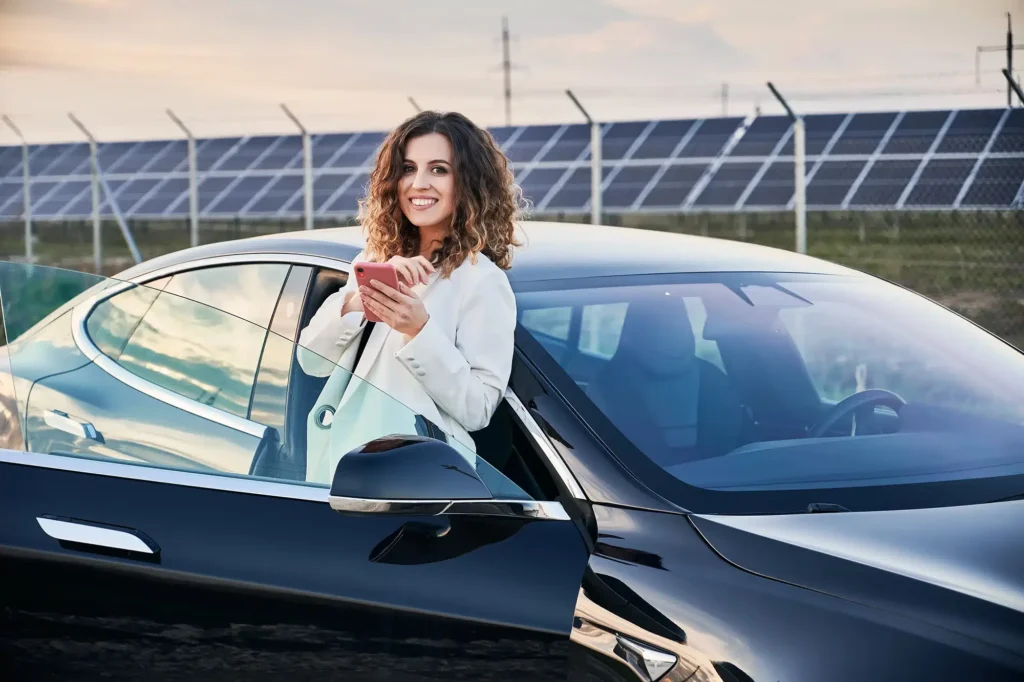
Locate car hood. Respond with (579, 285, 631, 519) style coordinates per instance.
(689, 499, 1024, 657)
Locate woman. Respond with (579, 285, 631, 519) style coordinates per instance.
(297, 111, 524, 484)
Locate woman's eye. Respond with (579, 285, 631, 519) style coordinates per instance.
(431, 166, 448, 175)
(402, 165, 415, 173)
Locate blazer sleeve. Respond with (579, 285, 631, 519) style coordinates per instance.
(394, 265, 516, 433)
(296, 264, 367, 377)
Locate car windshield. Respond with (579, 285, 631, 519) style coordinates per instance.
(515, 271, 1024, 513)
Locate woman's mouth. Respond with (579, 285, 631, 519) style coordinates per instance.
(409, 197, 438, 209)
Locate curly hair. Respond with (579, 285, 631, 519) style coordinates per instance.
(357, 111, 527, 277)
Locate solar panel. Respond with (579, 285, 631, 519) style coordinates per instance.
(109, 178, 160, 215)
(247, 175, 303, 215)
(904, 158, 975, 206)
(0, 181, 22, 217)
(989, 109, 1024, 154)
(960, 157, 1024, 206)
(596, 121, 650, 161)
(0, 146, 21, 179)
(779, 114, 847, 156)
(848, 160, 919, 206)
(36, 180, 89, 217)
(314, 134, 354, 168)
(632, 120, 694, 160)
(693, 162, 760, 207)
(29, 144, 73, 177)
(640, 163, 708, 208)
(197, 138, 240, 172)
(256, 137, 302, 170)
(678, 118, 743, 158)
(830, 112, 898, 156)
(1, 106, 1021, 222)
(331, 133, 384, 169)
(520, 167, 568, 206)
(133, 177, 188, 216)
(207, 175, 274, 214)
(807, 161, 866, 205)
(506, 125, 559, 164)
(321, 173, 368, 215)
(744, 161, 793, 207)
(313, 173, 351, 212)
(45, 144, 91, 176)
(547, 167, 604, 210)
(881, 110, 950, 155)
(217, 136, 279, 172)
(730, 116, 790, 157)
(604, 165, 659, 208)
(143, 141, 186, 173)
(935, 109, 1003, 154)
(538, 125, 588, 162)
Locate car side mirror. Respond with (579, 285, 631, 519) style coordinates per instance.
(328, 435, 569, 521)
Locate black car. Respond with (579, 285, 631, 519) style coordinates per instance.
(1, 222, 1023, 681)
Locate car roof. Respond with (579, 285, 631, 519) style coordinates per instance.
(114, 221, 858, 284)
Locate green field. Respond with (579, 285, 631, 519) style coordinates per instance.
(1, 209, 1022, 349)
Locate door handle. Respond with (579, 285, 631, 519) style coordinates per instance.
(44, 410, 102, 442)
(36, 515, 159, 556)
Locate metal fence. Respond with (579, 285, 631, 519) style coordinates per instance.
(1, 106, 1022, 348)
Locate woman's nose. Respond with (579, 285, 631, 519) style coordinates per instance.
(411, 170, 432, 189)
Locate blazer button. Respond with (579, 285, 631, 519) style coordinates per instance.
(416, 370, 426, 377)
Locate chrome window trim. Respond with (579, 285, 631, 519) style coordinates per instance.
(69, 253, 355, 440)
(328, 494, 571, 521)
(505, 387, 587, 500)
(0, 449, 329, 502)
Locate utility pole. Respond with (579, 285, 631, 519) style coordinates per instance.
(767, 83, 806, 255)
(2, 115, 32, 264)
(167, 109, 199, 247)
(502, 16, 512, 126)
(566, 90, 602, 225)
(975, 12, 1024, 105)
(1009, 12, 1014, 107)
(1003, 68, 1024, 105)
(282, 104, 314, 231)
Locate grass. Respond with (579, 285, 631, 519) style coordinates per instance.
(0, 209, 1022, 348)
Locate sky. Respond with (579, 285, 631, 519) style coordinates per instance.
(0, 0, 1019, 144)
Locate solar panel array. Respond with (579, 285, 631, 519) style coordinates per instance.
(1, 107, 1022, 222)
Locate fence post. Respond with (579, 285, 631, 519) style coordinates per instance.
(566, 90, 602, 225)
(167, 110, 199, 247)
(282, 104, 313, 231)
(68, 113, 102, 273)
(768, 82, 807, 254)
(2, 116, 33, 264)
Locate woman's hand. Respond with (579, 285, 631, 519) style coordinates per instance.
(387, 255, 435, 287)
(360, 280, 429, 337)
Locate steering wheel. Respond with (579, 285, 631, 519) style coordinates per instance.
(808, 389, 906, 439)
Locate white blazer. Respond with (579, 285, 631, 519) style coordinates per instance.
(296, 249, 517, 483)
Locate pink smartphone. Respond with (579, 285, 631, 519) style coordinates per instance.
(353, 262, 400, 324)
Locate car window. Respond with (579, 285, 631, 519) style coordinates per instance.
(91, 264, 289, 419)
(0, 261, 532, 501)
(515, 273, 1024, 514)
(521, 306, 571, 340)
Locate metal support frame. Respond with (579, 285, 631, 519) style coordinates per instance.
(2, 115, 33, 263)
(767, 83, 806, 254)
(282, 104, 314, 231)
(68, 113, 142, 270)
(1004, 68, 1024, 106)
(166, 109, 199, 247)
(68, 113, 103, 273)
(566, 90, 602, 225)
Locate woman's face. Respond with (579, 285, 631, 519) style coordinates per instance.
(399, 132, 456, 232)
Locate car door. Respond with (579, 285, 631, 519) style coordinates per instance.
(0, 259, 591, 682)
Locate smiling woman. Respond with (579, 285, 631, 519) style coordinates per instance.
(296, 111, 526, 483)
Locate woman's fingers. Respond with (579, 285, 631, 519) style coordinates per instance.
(361, 285, 400, 312)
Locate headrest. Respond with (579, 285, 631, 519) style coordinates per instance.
(614, 297, 696, 375)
